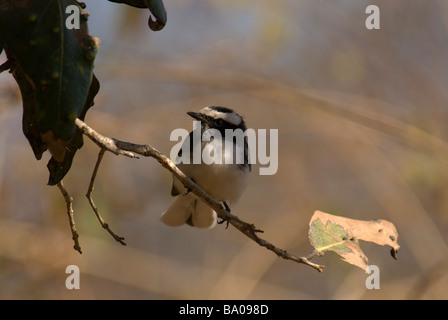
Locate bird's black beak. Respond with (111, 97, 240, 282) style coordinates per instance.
(187, 112, 203, 121)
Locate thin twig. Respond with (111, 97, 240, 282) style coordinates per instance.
(75, 119, 139, 159)
(74, 118, 324, 272)
(86, 148, 126, 245)
(57, 181, 82, 254)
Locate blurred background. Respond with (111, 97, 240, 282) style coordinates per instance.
(1, 0, 448, 299)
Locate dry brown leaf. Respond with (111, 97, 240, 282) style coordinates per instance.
(309, 210, 400, 271)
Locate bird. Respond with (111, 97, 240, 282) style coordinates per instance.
(160, 106, 251, 228)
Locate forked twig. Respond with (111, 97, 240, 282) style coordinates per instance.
(86, 148, 126, 245)
(77, 118, 324, 271)
(75, 118, 324, 272)
(57, 181, 82, 254)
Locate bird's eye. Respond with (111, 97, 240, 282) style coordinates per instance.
(216, 119, 223, 126)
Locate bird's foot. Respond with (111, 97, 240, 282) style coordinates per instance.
(217, 201, 231, 229)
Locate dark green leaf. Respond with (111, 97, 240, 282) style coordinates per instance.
(12, 60, 48, 160)
(47, 74, 100, 185)
(0, 0, 98, 183)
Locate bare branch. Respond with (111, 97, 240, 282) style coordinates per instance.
(74, 118, 324, 272)
(57, 181, 82, 254)
(86, 148, 126, 245)
(75, 118, 138, 159)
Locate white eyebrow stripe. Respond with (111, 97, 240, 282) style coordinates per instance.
(200, 107, 242, 126)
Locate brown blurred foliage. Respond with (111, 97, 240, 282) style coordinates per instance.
(1, 0, 448, 299)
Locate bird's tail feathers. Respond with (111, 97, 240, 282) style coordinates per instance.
(160, 193, 217, 228)
(188, 198, 217, 228)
